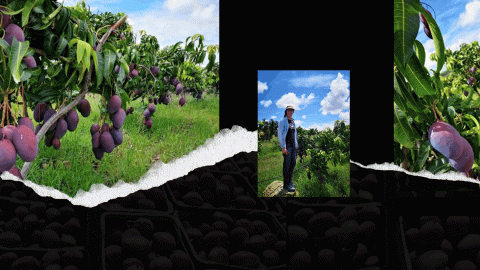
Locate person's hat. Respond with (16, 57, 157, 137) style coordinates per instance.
(286, 106, 295, 110)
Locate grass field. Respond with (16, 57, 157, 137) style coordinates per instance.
(12, 92, 219, 197)
(258, 136, 350, 197)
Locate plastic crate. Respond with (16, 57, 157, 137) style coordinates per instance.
(287, 201, 385, 269)
(0, 196, 88, 250)
(99, 185, 173, 215)
(176, 208, 286, 269)
(166, 171, 267, 211)
(101, 211, 195, 270)
(0, 246, 89, 269)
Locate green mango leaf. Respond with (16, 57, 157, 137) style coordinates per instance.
(419, 8, 446, 73)
(403, 53, 437, 97)
(117, 62, 126, 83)
(414, 139, 432, 171)
(426, 156, 451, 174)
(103, 49, 116, 84)
(119, 90, 130, 111)
(102, 42, 117, 53)
(116, 51, 130, 76)
(94, 50, 103, 86)
(77, 65, 85, 84)
(394, 0, 420, 70)
(22, 0, 35, 27)
(54, 35, 69, 59)
(185, 42, 194, 52)
(394, 104, 420, 149)
(83, 42, 91, 71)
(65, 69, 78, 88)
(0, 39, 10, 55)
(394, 82, 411, 117)
(0, 6, 23, 16)
(9, 38, 30, 83)
(414, 40, 426, 66)
(42, 0, 63, 24)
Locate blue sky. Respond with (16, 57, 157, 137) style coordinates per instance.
(63, 0, 219, 67)
(418, 0, 480, 73)
(258, 71, 350, 131)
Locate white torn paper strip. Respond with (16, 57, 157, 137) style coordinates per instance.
(0, 125, 258, 208)
(351, 160, 480, 184)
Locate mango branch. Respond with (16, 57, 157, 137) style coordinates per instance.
(20, 15, 128, 179)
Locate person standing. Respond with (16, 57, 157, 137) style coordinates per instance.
(278, 105, 299, 192)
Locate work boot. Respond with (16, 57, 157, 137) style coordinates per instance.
(288, 180, 296, 188)
(284, 185, 295, 192)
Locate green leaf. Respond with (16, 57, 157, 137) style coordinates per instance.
(9, 38, 30, 83)
(0, 6, 23, 16)
(119, 90, 130, 111)
(94, 50, 102, 86)
(54, 35, 69, 58)
(42, 0, 63, 24)
(75, 40, 83, 64)
(22, 0, 35, 27)
(103, 49, 116, 84)
(426, 156, 451, 174)
(394, 81, 410, 115)
(102, 42, 117, 52)
(117, 62, 125, 83)
(432, 72, 444, 98)
(0, 51, 12, 90)
(116, 51, 130, 77)
(419, 8, 446, 73)
(186, 42, 194, 52)
(394, 0, 420, 70)
(0, 39, 10, 55)
(394, 104, 420, 149)
(403, 53, 437, 97)
(84, 42, 91, 71)
(77, 20, 88, 41)
(65, 69, 78, 88)
(413, 40, 426, 66)
(414, 139, 432, 171)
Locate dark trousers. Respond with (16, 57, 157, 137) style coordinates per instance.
(283, 146, 296, 187)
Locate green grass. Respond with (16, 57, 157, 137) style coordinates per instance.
(13, 92, 219, 197)
(258, 136, 350, 197)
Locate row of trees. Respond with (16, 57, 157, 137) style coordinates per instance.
(258, 118, 350, 150)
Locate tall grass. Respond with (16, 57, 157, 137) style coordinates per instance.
(12, 92, 219, 197)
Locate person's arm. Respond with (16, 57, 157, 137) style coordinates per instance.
(294, 120, 299, 149)
(278, 119, 287, 155)
(278, 119, 286, 149)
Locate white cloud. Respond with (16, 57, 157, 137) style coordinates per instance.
(258, 81, 268, 94)
(290, 74, 336, 88)
(164, 0, 196, 13)
(457, 0, 480, 27)
(295, 120, 303, 127)
(276, 93, 315, 110)
(271, 116, 277, 119)
(191, 4, 216, 21)
(319, 73, 350, 116)
(302, 115, 306, 119)
(260, 100, 272, 107)
(126, 17, 134, 26)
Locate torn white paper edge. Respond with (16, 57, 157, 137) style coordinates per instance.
(0, 125, 258, 208)
(351, 160, 480, 185)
